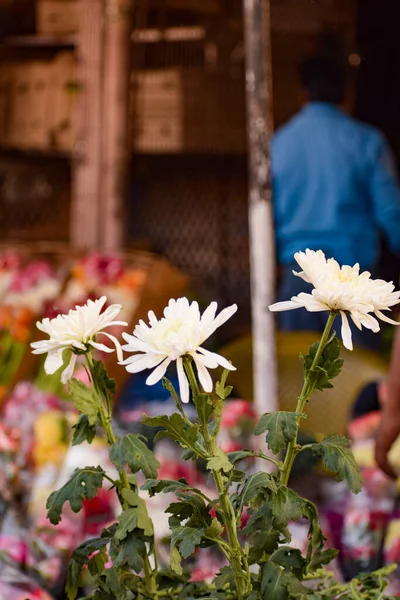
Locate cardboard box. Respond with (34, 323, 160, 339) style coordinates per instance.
(48, 52, 77, 149)
(25, 61, 52, 148)
(8, 64, 31, 147)
(36, 0, 78, 35)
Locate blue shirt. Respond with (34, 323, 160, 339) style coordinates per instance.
(272, 102, 400, 269)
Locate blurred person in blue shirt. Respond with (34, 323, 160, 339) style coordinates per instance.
(272, 55, 400, 346)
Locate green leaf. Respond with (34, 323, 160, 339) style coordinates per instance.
(92, 359, 116, 394)
(215, 369, 232, 399)
(196, 393, 214, 426)
(261, 563, 289, 600)
(237, 471, 277, 511)
(142, 413, 200, 453)
(109, 434, 160, 479)
(309, 435, 363, 494)
(115, 498, 154, 539)
(302, 335, 343, 391)
(270, 486, 304, 527)
(171, 525, 204, 559)
(243, 504, 280, 562)
(141, 478, 189, 497)
(270, 547, 306, 578)
(46, 466, 105, 525)
(254, 412, 302, 454)
(72, 414, 97, 446)
(170, 545, 183, 576)
(207, 447, 233, 473)
(111, 531, 147, 574)
(205, 518, 224, 539)
(88, 546, 108, 576)
(68, 378, 99, 425)
(308, 548, 339, 572)
(66, 532, 113, 600)
(214, 566, 235, 589)
(261, 563, 309, 600)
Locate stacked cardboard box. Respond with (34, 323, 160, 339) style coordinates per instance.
(36, 0, 79, 35)
(131, 68, 246, 154)
(0, 52, 76, 150)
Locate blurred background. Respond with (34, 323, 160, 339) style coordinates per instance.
(1, 0, 400, 598)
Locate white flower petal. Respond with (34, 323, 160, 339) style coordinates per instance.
(177, 357, 190, 404)
(100, 332, 125, 362)
(146, 357, 171, 386)
(197, 348, 236, 371)
(375, 310, 399, 326)
(340, 312, 353, 351)
(193, 357, 213, 392)
(88, 340, 114, 353)
(61, 353, 77, 384)
(269, 300, 301, 312)
(209, 304, 238, 333)
(44, 348, 65, 374)
(124, 354, 165, 374)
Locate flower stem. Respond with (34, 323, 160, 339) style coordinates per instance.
(85, 352, 159, 599)
(184, 359, 251, 600)
(280, 312, 337, 486)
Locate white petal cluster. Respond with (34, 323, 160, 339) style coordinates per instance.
(120, 298, 237, 403)
(31, 296, 127, 383)
(269, 249, 400, 350)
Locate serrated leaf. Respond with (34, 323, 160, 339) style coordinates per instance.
(46, 466, 105, 525)
(88, 546, 108, 576)
(270, 547, 306, 578)
(215, 368, 232, 399)
(68, 378, 99, 425)
(309, 435, 363, 493)
(254, 412, 302, 454)
(142, 413, 199, 452)
(261, 563, 289, 600)
(72, 414, 97, 446)
(238, 471, 277, 511)
(243, 504, 280, 562)
(66, 533, 112, 600)
(303, 336, 343, 391)
(171, 525, 205, 559)
(115, 497, 153, 539)
(170, 545, 183, 576)
(111, 531, 147, 574)
(308, 548, 339, 572)
(207, 447, 233, 473)
(214, 566, 235, 589)
(109, 434, 159, 479)
(270, 486, 304, 527)
(196, 393, 214, 426)
(92, 359, 116, 394)
(205, 518, 224, 539)
(141, 478, 189, 497)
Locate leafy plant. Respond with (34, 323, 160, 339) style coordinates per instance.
(42, 311, 395, 600)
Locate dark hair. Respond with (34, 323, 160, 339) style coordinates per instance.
(299, 55, 346, 104)
(351, 381, 381, 421)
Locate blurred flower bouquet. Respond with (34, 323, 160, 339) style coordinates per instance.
(60, 252, 147, 322)
(0, 257, 62, 396)
(29, 250, 400, 600)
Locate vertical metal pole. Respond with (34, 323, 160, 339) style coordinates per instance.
(101, 0, 132, 251)
(243, 0, 278, 419)
(71, 0, 104, 249)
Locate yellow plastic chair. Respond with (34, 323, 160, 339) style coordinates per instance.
(220, 331, 388, 437)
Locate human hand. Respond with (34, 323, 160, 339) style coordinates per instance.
(375, 408, 400, 478)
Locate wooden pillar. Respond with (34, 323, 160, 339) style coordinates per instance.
(101, 0, 132, 251)
(243, 0, 278, 419)
(71, 0, 104, 249)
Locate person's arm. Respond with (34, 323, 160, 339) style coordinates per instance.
(369, 135, 400, 255)
(375, 326, 400, 477)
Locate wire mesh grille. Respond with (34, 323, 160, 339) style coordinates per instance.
(128, 0, 250, 325)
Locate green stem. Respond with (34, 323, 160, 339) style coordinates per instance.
(184, 359, 251, 600)
(280, 312, 337, 486)
(85, 352, 159, 599)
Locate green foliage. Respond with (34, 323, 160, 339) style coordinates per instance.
(254, 412, 303, 454)
(171, 525, 205, 559)
(302, 335, 344, 391)
(68, 378, 99, 425)
(115, 495, 154, 538)
(110, 531, 148, 574)
(142, 413, 201, 455)
(141, 478, 189, 497)
(109, 434, 160, 480)
(207, 447, 233, 473)
(308, 435, 363, 494)
(72, 414, 97, 446)
(92, 359, 116, 395)
(46, 466, 105, 525)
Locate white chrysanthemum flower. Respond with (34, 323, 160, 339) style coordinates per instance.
(269, 249, 400, 351)
(31, 296, 127, 383)
(120, 297, 237, 404)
